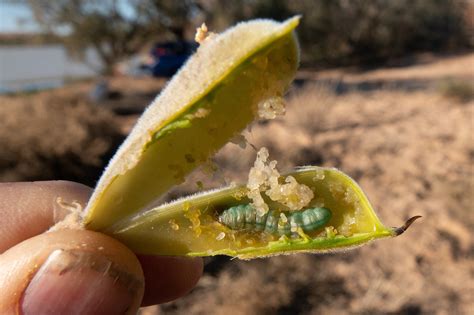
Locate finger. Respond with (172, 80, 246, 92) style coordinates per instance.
(0, 180, 203, 306)
(138, 255, 203, 306)
(0, 229, 144, 315)
(0, 181, 91, 253)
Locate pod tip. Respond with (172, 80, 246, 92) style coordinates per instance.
(393, 215, 422, 236)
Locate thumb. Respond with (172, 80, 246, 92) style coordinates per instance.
(0, 229, 144, 315)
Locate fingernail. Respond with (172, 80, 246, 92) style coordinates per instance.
(21, 249, 143, 315)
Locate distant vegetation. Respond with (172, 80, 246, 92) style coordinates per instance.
(217, 0, 473, 67)
(24, 0, 473, 72)
(439, 79, 474, 103)
(28, 0, 194, 74)
(0, 91, 123, 185)
(0, 33, 60, 45)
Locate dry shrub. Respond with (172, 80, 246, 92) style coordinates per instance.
(0, 92, 123, 186)
(293, 0, 472, 66)
(438, 79, 474, 103)
(209, 0, 472, 66)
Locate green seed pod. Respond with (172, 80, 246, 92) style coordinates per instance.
(77, 17, 419, 260)
(83, 17, 301, 232)
(107, 167, 419, 259)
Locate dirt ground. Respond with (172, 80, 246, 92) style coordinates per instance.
(1, 53, 472, 314)
(0, 76, 166, 185)
(142, 54, 474, 315)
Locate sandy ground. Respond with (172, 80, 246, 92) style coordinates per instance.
(1, 53, 472, 314)
(0, 76, 166, 185)
(143, 54, 474, 315)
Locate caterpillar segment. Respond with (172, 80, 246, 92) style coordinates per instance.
(218, 204, 332, 236)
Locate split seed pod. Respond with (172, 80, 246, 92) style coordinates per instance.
(80, 17, 419, 259)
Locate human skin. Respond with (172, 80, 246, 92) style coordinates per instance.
(0, 181, 203, 314)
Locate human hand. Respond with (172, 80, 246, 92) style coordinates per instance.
(0, 181, 203, 314)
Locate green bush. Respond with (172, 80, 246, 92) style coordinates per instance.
(208, 0, 472, 67)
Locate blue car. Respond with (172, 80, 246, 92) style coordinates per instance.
(147, 41, 197, 77)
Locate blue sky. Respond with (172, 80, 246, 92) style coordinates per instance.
(0, 1, 138, 34)
(0, 2, 39, 33)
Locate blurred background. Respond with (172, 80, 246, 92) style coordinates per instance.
(1, 1, 473, 314)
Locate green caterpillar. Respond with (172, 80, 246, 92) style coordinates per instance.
(218, 204, 332, 236)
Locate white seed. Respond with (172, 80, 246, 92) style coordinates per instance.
(246, 147, 314, 214)
(216, 232, 226, 241)
(257, 96, 286, 119)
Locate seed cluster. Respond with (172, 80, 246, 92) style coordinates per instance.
(246, 148, 314, 216)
